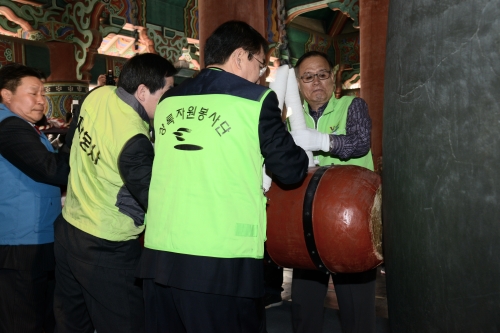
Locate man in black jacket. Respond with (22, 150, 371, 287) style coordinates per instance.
(138, 21, 309, 333)
(0, 63, 69, 333)
(53, 54, 176, 333)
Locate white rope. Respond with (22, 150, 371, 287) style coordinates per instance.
(285, 68, 315, 166)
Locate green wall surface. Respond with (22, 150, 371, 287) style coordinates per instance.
(287, 26, 311, 60)
(147, 0, 187, 31)
(383, 0, 500, 331)
(287, 26, 335, 64)
(24, 43, 50, 78)
(90, 56, 107, 85)
(285, 0, 319, 10)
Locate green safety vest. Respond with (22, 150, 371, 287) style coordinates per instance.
(145, 90, 269, 259)
(303, 96, 374, 171)
(63, 86, 148, 241)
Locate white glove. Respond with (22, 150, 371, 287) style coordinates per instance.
(262, 165, 272, 193)
(291, 128, 330, 152)
(50, 134, 63, 149)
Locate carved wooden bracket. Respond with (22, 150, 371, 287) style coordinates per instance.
(335, 63, 353, 99)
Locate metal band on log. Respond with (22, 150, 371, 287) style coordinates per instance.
(266, 165, 383, 273)
(302, 166, 330, 273)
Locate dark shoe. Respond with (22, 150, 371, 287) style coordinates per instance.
(264, 293, 283, 309)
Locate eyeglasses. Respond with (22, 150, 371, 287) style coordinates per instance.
(251, 54, 268, 78)
(299, 70, 332, 83)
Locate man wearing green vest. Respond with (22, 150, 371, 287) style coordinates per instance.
(138, 21, 309, 333)
(53, 53, 177, 333)
(289, 51, 377, 333)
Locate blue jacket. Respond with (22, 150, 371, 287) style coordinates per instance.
(0, 104, 61, 245)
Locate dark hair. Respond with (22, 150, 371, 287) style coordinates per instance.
(0, 63, 45, 102)
(117, 53, 177, 94)
(33, 68, 47, 81)
(204, 20, 269, 66)
(294, 51, 334, 74)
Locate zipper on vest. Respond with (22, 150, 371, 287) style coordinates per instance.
(303, 107, 317, 130)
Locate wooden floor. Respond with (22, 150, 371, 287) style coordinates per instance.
(280, 266, 388, 318)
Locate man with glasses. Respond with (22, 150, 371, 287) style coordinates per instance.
(290, 51, 376, 333)
(138, 20, 308, 333)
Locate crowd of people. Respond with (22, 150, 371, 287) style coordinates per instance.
(0, 20, 375, 333)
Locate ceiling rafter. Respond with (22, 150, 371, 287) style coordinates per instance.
(328, 11, 348, 36)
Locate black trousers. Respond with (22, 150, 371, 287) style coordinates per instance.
(291, 268, 377, 333)
(264, 263, 284, 295)
(143, 279, 267, 333)
(53, 237, 145, 333)
(0, 268, 55, 333)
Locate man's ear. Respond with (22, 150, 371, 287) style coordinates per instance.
(330, 75, 336, 91)
(1, 89, 12, 103)
(232, 47, 246, 69)
(134, 84, 148, 102)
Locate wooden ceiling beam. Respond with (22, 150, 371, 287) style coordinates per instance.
(288, 21, 332, 41)
(286, 3, 328, 24)
(328, 12, 348, 37)
(291, 16, 326, 34)
(12, 0, 43, 7)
